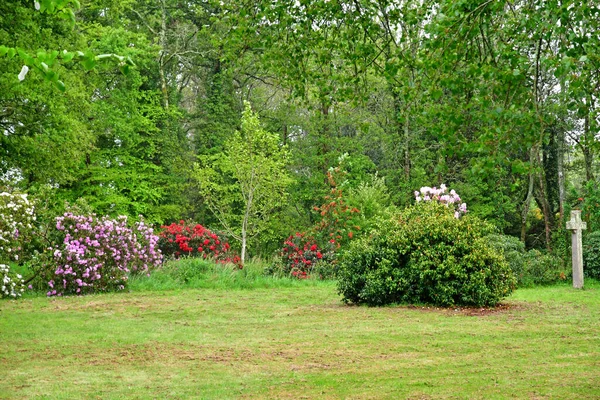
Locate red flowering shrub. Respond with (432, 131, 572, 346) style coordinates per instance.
(158, 221, 242, 268)
(279, 232, 336, 279)
(312, 166, 361, 248)
(272, 163, 363, 280)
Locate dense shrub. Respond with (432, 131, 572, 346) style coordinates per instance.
(1, 264, 25, 299)
(337, 202, 516, 307)
(486, 233, 568, 286)
(346, 174, 395, 236)
(523, 250, 567, 285)
(43, 213, 162, 296)
(582, 181, 600, 232)
(158, 221, 241, 267)
(312, 165, 361, 247)
(0, 191, 36, 264)
(583, 230, 600, 279)
(485, 234, 527, 282)
(271, 161, 373, 280)
(268, 233, 337, 279)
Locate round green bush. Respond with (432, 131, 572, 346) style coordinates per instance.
(485, 234, 526, 269)
(583, 230, 600, 279)
(485, 233, 566, 287)
(523, 250, 568, 285)
(337, 202, 516, 307)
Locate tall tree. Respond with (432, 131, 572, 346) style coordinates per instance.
(194, 102, 292, 262)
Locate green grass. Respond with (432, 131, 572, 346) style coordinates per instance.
(128, 258, 333, 291)
(1, 266, 600, 399)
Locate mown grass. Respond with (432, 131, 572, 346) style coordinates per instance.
(1, 261, 599, 399)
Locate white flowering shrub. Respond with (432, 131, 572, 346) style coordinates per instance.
(414, 184, 467, 218)
(1, 264, 25, 298)
(0, 191, 36, 263)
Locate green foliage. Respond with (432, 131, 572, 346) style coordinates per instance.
(523, 250, 568, 286)
(0, 0, 133, 90)
(63, 24, 186, 223)
(484, 234, 527, 285)
(486, 233, 568, 287)
(194, 102, 292, 262)
(311, 161, 361, 247)
(266, 257, 337, 280)
(582, 181, 600, 233)
(583, 230, 600, 279)
(129, 258, 327, 291)
(151, 257, 215, 286)
(0, 0, 96, 188)
(2, 0, 598, 262)
(193, 69, 240, 155)
(337, 202, 516, 307)
(346, 174, 392, 224)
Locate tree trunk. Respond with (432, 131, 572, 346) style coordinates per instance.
(583, 112, 594, 182)
(535, 147, 552, 250)
(537, 176, 552, 251)
(241, 185, 254, 265)
(241, 228, 247, 265)
(521, 148, 535, 243)
(404, 111, 411, 180)
(319, 100, 331, 177)
(159, 0, 169, 110)
(557, 128, 566, 222)
(391, 88, 411, 180)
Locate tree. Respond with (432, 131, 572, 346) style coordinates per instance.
(194, 102, 292, 263)
(0, 0, 133, 91)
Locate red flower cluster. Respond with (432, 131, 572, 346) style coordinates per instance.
(158, 221, 242, 268)
(280, 232, 335, 278)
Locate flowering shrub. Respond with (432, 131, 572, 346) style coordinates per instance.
(271, 161, 367, 280)
(1, 264, 25, 299)
(312, 165, 361, 247)
(0, 191, 36, 263)
(277, 232, 336, 279)
(337, 201, 515, 307)
(415, 184, 467, 218)
(46, 213, 162, 296)
(158, 221, 241, 267)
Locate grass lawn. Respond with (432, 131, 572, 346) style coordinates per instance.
(1, 277, 600, 399)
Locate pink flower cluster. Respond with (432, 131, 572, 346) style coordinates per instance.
(48, 213, 162, 296)
(414, 184, 467, 218)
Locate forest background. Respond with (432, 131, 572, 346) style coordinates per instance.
(2, 0, 600, 262)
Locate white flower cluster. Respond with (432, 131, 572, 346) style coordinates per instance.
(1, 264, 25, 298)
(0, 192, 36, 261)
(414, 184, 468, 218)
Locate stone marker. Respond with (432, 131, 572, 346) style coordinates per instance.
(566, 210, 587, 289)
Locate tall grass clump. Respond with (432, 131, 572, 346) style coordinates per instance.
(129, 258, 333, 291)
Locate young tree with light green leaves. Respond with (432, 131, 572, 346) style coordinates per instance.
(194, 102, 292, 263)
